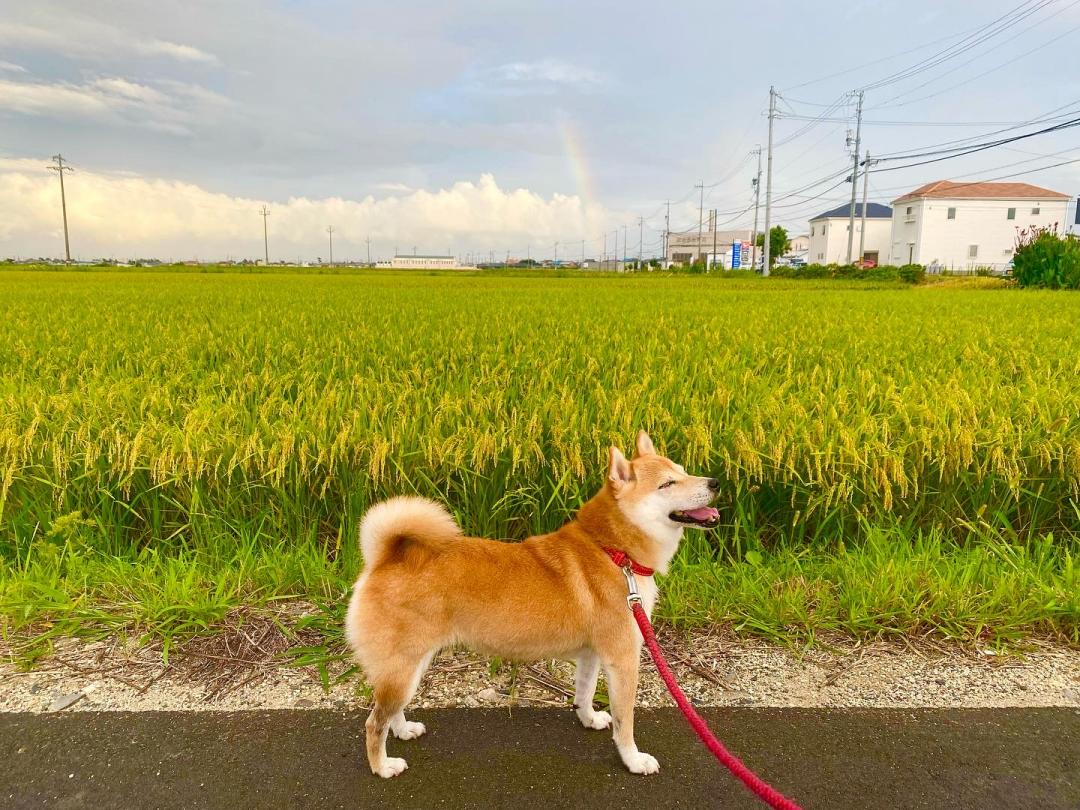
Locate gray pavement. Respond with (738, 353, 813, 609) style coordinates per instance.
(2, 708, 1078, 809)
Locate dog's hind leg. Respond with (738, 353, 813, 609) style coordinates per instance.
(389, 649, 435, 740)
(365, 650, 432, 778)
(573, 650, 612, 730)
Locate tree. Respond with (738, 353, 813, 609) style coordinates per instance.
(755, 226, 790, 268)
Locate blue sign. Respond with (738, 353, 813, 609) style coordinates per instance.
(731, 240, 742, 269)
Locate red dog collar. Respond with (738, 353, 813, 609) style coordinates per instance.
(601, 547, 655, 577)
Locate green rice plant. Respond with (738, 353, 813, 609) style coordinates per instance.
(1, 269, 1078, 650)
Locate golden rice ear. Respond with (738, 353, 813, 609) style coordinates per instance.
(608, 446, 633, 489)
(635, 430, 656, 457)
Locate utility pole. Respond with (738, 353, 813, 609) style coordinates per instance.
(663, 200, 670, 268)
(47, 154, 73, 263)
(859, 150, 872, 263)
(638, 216, 644, 266)
(622, 224, 628, 267)
(366, 237, 371, 265)
(763, 87, 776, 277)
(326, 225, 334, 266)
(259, 205, 270, 265)
(751, 146, 762, 272)
(603, 231, 607, 267)
(554, 241, 558, 264)
(845, 89, 864, 264)
(695, 181, 705, 267)
(711, 210, 717, 271)
(581, 239, 585, 266)
(614, 229, 619, 267)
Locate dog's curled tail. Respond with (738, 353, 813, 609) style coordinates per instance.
(358, 496, 462, 570)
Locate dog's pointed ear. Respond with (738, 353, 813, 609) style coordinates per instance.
(608, 446, 633, 491)
(634, 430, 656, 458)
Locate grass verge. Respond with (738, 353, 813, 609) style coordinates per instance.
(3, 520, 1077, 670)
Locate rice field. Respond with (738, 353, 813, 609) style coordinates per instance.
(1, 269, 1078, 649)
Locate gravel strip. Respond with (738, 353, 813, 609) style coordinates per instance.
(3, 625, 1078, 713)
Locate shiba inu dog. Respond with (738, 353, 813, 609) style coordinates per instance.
(345, 430, 721, 778)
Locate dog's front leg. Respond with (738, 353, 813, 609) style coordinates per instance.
(574, 651, 612, 730)
(605, 654, 659, 775)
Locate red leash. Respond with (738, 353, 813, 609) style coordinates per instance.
(602, 547, 802, 810)
(631, 602, 802, 810)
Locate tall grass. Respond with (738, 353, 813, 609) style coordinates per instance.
(1, 270, 1078, 649)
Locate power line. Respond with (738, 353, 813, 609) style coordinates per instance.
(873, 1, 1080, 108)
(871, 115, 1080, 172)
(780, 15, 1027, 92)
(858, 0, 1054, 92)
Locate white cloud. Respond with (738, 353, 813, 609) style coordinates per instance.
(0, 160, 614, 261)
(0, 60, 27, 73)
(0, 75, 231, 135)
(0, 20, 218, 65)
(492, 59, 605, 87)
(373, 182, 414, 193)
(466, 59, 607, 96)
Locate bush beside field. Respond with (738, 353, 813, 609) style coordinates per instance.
(1, 270, 1078, 652)
(1011, 227, 1080, 289)
(769, 263, 926, 283)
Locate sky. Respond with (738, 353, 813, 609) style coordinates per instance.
(1, 0, 1079, 262)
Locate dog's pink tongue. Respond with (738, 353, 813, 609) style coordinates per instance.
(684, 507, 719, 521)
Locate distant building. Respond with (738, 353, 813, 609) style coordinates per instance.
(888, 181, 1070, 272)
(666, 214, 754, 269)
(808, 202, 892, 265)
(378, 254, 469, 270)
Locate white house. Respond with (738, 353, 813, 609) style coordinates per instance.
(888, 181, 1071, 271)
(808, 203, 892, 265)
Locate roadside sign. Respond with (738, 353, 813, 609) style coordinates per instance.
(731, 240, 741, 268)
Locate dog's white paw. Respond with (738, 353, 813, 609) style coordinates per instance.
(373, 757, 409, 778)
(392, 720, 427, 740)
(578, 709, 612, 730)
(623, 751, 660, 775)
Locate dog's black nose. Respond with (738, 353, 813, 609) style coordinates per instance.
(707, 478, 721, 491)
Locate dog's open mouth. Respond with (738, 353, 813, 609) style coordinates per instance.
(669, 506, 720, 528)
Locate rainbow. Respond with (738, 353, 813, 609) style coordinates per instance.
(559, 119, 597, 214)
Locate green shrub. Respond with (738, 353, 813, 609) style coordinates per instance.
(1011, 226, 1080, 289)
(770, 263, 924, 283)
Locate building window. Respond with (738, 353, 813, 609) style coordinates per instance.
(810, 226, 814, 236)
(947, 207, 956, 220)
(968, 245, 978, 259)
(906, 206, 912, 215)
(1032, 207, 1040, 215)
(1007, 207, 1016, 220)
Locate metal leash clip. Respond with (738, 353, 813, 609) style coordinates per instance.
(621, 563, 642, 609)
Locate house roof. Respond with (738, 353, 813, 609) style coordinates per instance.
(810, 202, 892, 221)
(893, 180, 1070, 204)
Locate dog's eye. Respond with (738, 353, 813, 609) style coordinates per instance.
(659, 480, 677, 489)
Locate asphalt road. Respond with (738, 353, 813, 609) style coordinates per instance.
(2, 708, 1078, 809)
